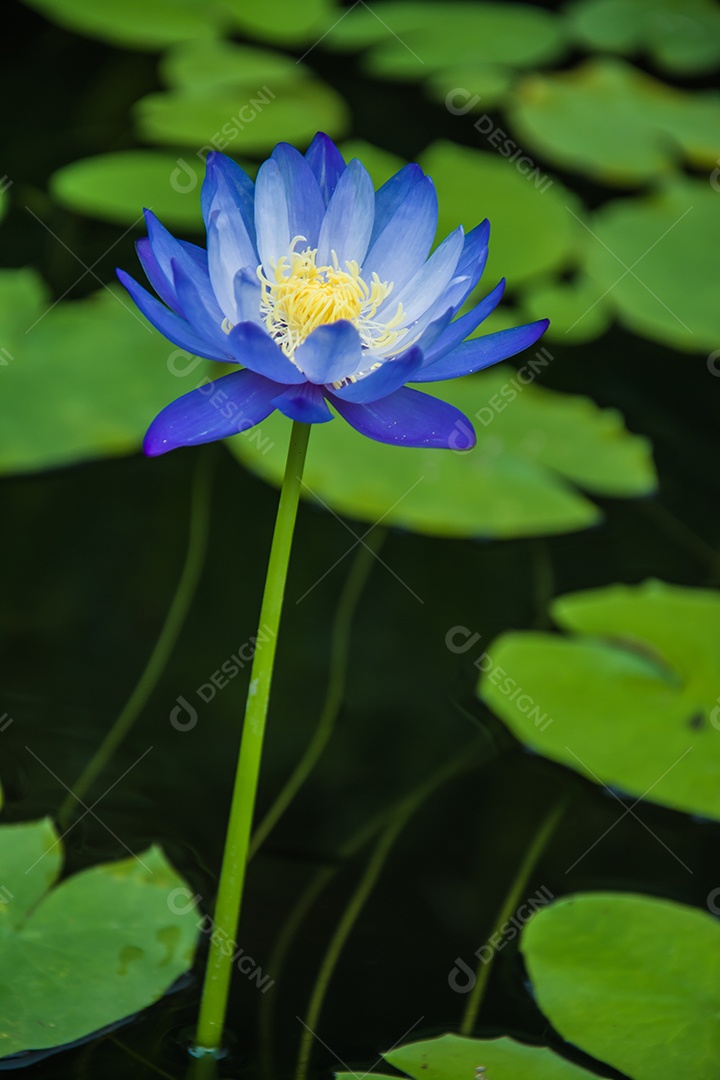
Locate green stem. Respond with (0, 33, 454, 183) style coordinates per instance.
(194, 421, 311, 1055)
(295, 745, 483, 1080)
(58, 450, 213, 827)
(250, 531, 383, 859)
(459, 798, 567, 1036)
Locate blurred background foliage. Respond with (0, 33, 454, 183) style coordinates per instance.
(2, 0, 720, 1077)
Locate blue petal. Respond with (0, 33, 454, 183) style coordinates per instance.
(362, 176, 438, 294)
(294, 321, 363, 384)
(415, 319, 550, 382)
(305, 132, 346, 205)
(116, 269, 231, 361)
(271, 143, 325, 249)
(136, 237, 180, 313)
(328, 346, 423, 404)
(234, 267, 263, 325)
(207, 206, 257, 323)
(145, 210, 222, 322)
(379, 227, 464, 325)
(332, 385, 476, 449)
(227, 322, 306, 383)
(369, 163, 425, 248)
(316, 160, 375, 267)
(172, 260, 234, 357)
(255, 158, 291, 272)
(201, 152, 256, 249)
(421, 279, 506, 365)
(144, 369, 280, 456)
(272, 382, 333, 424)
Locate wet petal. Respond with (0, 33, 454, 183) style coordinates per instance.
(328, 346, 423, 404)
(316, 160, 375, 267)
(294, 320, 363, 384)
(201, 152, 256, 249)
(415, 319, 550, 382)
(362, 176, 438, 294)
(305, 132, 346, 205)
(227, 322, 306, 383)
(143, 369, 279, 455)
(255, 158, 291, 272)
(272, 382, 333, 424)
(272, 142, 325, 249)
(332, 385, 476, 448)
(116, 269, 231, 361)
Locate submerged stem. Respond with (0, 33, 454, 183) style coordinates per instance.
(250, 530, 383, 859)
(58, 450, 213, 827)
(194, 421, 311, 1055)
(459, 798, 567, 1036)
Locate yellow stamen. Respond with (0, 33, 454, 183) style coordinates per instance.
(257, 238, 407, 359)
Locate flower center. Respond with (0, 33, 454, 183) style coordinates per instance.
(257, 238, 407, 359)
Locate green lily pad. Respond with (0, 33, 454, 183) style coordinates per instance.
(49, 152, 205, 229)
(583, 178, 720, 353)
(222, 0, 336, 46)
(479, 580, 720, 819)
(420, 143, 576, 289)
(0, 270, 216, 475)
(19, 0, 225, 49)
(0, 818, 198, 1057)
(336, 1032, 599, 1080)
(426, 64, 515, 111)
(323, 2, 566, 71)
(135, 79, 348, 155)
(566, 0, 720, 76)
(509, 57, 720, 186)
(519, 276, 612, 344)
(230, 368, 656, 540)
(159, 39, 305, 93)
(523, 893, 720, 1080)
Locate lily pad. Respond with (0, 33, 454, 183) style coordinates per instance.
(0, 270, 216, 475)
(229, 369, 656, 540)
(159, 38, 304, 93)
(519, 276, 612, 344)
(420, 142, 577, 289)
(222, 0, 336, 46)
(336, 1032, 599, 1080)
(479, 580, 720, 819)
(323, 2, 567, 73)
(566, 0, 720, 76)
(135, 79, 348, 155)
(583, 178, 720, 353)
(523, 892, 720, 1080)
(49, 152, 205, 230)
(0, 817, 198, 1057)
(509, 57, 720, 186)
(19, 0, 224, 49)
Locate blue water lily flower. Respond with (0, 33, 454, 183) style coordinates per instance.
(118, 134, 549, 455)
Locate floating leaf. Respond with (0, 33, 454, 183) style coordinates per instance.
(49, 152, 204, 230)
(159, 38, 304, 93)
(519, 276, 612, 344)
(336, 1032, 598, 1080)
(420, 142, 577, 289)
(222, 0, 336, 46)
(566, 0, 720, 75)
(426, 64, 514, 111)
(0, 819, 198, 1057)
(19, 0, 225, 49)
(323, 1, 566, 71)
(479, 580, 720, 819)
(229, 369, 655, 540)
(583, 178, 720, 353)
(523, 893, 720, 1080)
(135, 79, 348, 155)
(509, 57, 720, 185)
(0, 271, 215, 475)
